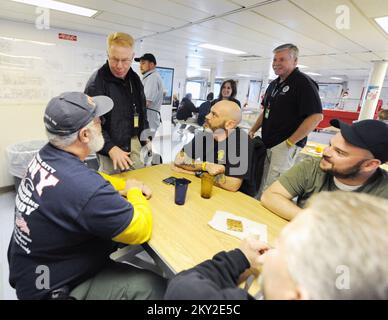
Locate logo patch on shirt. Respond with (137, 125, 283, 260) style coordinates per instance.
(282, 85, 290, 93)
(217, 150, 225, 161)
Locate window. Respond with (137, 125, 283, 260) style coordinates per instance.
(213, 82, 221, 97)
(185, 81, 202, 100)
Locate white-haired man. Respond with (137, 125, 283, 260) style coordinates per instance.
(249, 43, 323, 194)
(8, 92, 166, 300)
(165, 191, 388, 300)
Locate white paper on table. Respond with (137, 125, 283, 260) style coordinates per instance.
(208, 210, 268, 243)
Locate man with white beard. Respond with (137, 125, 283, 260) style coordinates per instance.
(8, 92, 166, 300)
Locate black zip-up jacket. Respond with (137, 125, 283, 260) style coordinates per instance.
(164, 249, 254, 300)
(84, 62, 148, 155)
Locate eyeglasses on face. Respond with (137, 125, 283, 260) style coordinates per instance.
(108, 56, 132, 65)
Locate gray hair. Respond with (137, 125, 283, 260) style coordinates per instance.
(45, 120, 94, 149)
(273, 43, 299, 59)
(284, 191, 388, 300)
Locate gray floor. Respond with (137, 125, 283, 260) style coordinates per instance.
(0, 191, 17, 300)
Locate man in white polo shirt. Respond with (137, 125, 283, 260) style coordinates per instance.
(135, 53, 164, 134)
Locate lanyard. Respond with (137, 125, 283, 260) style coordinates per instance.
(270, 79, 286, 99)
(143, 70, 155, 81)
(265, 79, 285, 119)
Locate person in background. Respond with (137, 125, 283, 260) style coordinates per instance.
(248, 44, 323, 195)
(172, 94, 180, 110)
(261, 119, 388, 221)
(8, 92, 166, 300)
(197, 92, 214, 126)
(378, 108, 388, 124)
(174, 100, 253, 192)
(176, 93, 197, 121)
(211, 79, 241, 108)
(85, 32, 148, 173)
(135, 53, 164, 134)
(165, 191, 388, 300)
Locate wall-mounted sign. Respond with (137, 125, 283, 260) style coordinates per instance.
(58, 33, 77, 41)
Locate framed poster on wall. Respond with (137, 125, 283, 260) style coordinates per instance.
(156, 66, 174, 105)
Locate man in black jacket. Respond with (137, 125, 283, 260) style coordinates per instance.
(165, 191, 388, 300)
(85, 32, 149, 173)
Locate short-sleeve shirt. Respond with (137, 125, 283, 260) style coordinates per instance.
(8, 143, 134, 299)
(278, 157, 388, 208)
(182, 128, 253, 179)
(143, 70, 164, 112)
(261, 68, 322, 149)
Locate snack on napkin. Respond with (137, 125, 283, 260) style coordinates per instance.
(226, 218, 243, 232)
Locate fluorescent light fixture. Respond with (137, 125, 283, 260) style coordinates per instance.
(187, 54, 204, 59)
(375, 16, 388, 34)
(0, 36, 55, 46)
(199, 68, 211, 72)
(330, 77, 343, 80)
(297, 64, 308, 69)
(11, 0, 98, 17)
(0, 52, 42, 60)
(236, 74, 252, 77)
(0, 65, 27, 71)
(305, 72, 321, 76)
(198, 43, 247, 55)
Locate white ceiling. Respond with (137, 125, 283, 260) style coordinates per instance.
(0, 0, 387, 81)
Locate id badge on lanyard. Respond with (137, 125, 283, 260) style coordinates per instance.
(265, 81, 284, 119)
(264, 106, 270, 119)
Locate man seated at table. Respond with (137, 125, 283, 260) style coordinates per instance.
(164, 191, 388, 300)
(261, 119, 388, 221)
(173, 100, 252, 192)
(8, 92, 166, 300)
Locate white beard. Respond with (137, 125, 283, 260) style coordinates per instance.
(88, 125, 104, 153)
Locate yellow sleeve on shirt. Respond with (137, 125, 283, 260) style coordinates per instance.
(113, 188, 153, 245)
(98, 171, 126, 191)
(99, 172, 153, 245)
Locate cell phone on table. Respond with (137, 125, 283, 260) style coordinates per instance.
(162, 176, 177, 185)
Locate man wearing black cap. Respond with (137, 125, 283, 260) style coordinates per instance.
(261, 119, 388, 220)
(8, 92, 166, 299)
(135, 53, 164, 133)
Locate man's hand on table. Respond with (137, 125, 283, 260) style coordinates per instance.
(120, 179, 152, 199)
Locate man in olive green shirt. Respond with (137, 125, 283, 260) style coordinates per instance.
(261, 119, 388, 220)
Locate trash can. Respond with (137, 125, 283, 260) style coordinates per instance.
(6, 140, 47, 190)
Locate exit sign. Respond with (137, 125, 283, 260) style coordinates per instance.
(58, 33, 77, 41)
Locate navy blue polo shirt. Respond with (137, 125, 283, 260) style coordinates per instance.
(8, 143, 133, 299)
(261, 68, 322, 149)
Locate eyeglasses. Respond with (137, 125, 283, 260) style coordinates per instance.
(108, 56, 132, 66)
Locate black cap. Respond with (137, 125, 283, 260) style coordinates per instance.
(44, 92, 113, 136)
(330, 119, 388, 163)
(134, 53, 157, 64)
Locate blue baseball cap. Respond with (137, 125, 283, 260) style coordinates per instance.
(44, 92, 113, 136)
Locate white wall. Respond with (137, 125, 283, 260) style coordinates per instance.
(0, 19, 184, 187)
(345, 80, 366, 111)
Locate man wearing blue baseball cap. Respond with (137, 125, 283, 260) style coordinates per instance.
(8, 92, 166, 300)
(261, 119, 388, 220)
